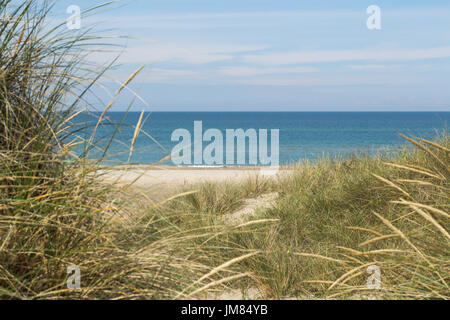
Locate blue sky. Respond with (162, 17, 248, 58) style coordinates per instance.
(54, 0, 450, 111)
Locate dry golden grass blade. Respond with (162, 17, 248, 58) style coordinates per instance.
(336, 246, 363, 256)
(154, 154, 172, 165)
(372, 211, 432, 267)
(15, 23, 26, 53)
(359, 249, 410, 255)
(115, 65, 145, 96)
(346, 226, 384, 237)
(417, 137, 450, 153)
(372, 173, 411, 198)
(399, 134, 449, 173)
(183, 272, 252, 300)
(339, 254, 365, 265)
(196, 251, 259, 284)
(393, 199, 450, 240)
(295, 253, 350, 264)
(175, 251, 260, 299)
(328, 263, 373, 291)
(339, 270, 365, 286)
(359, 234, 399, 247)
(136, 126, 166, 152)
(88, 98, 118, 146)
(395, 179, 444, 188)
(56, 108, 87, 134)
(391, 200, 449, 219)
(407, 163, 444, 174)
(232, 219, 280, 229)
(303, 280, 335, 285)
(0, 224, 15, 251)
(128, 110, 145, 162)
(384, 162, 444, 180)
(199, 219, 280, 245)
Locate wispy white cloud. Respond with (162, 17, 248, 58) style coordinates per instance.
(243, 47, 450, 65)
(347, 64, 403, 71)
(233, 73, 435, 87)
(219, 66, 318, 77)
(116, 67, 441, 87)
(143, 68, 202, 82)
(94, 10, 357, 30)
(89, 43, 267, 65)
(105, 67, 208, 85)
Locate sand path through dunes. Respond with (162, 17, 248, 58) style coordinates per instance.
(100, 167, 291, 299)
(222, 192, 279, 225)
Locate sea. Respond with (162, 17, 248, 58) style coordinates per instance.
(72, 112, 449, 166)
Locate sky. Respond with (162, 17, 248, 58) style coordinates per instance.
(52, 0, 450, 111)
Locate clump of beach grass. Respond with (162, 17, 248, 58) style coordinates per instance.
(148, 133, 448, 300)
(0, 0, 256, 299)
(321, 134, 449, 299)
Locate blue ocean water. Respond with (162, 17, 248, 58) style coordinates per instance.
(73, 112, 449, 166)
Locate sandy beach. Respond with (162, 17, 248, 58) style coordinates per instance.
(101, 166, 292, 198)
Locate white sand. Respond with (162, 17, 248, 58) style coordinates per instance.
(221, 192, 279, 225)
(101, 167, 291, 195)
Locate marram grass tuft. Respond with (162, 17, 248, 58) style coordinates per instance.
(0, 0, 254, 299)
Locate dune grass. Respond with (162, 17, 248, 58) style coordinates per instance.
(147, 133, 449, 300)
(0, 0, 255, 299)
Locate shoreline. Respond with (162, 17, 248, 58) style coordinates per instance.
(101, 164, 293, 171)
